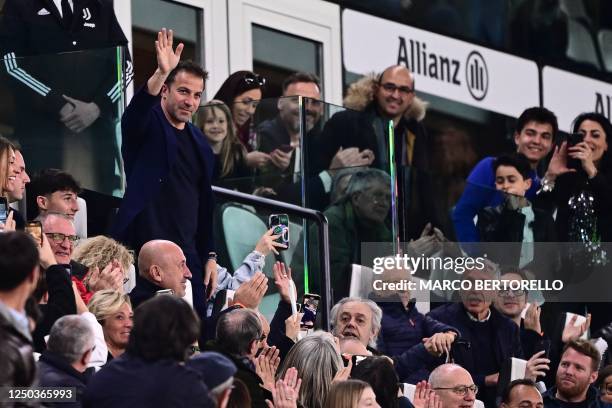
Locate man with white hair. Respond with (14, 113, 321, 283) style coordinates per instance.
(331, 297, 382, 351)
(428, 267, 523, 408)
(429, 364, 477, 408)
(37, 315, 96, 403)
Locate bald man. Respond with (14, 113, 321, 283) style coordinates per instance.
(129, 239, 192, 309)
(318, 64, 437, 240)
(429, 364, 477, 408)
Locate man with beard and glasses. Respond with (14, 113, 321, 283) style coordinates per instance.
(543, 340, 611, 408)
(428, 266, 524, 408)
(318, 65, 437, 240)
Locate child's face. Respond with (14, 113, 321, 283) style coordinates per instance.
(494, 165, 532, 197)
(203, 107, 228, 144)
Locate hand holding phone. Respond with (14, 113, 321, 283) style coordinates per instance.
(25, 221, 43, 246)
(268, 214, 289, 251)
(300, 293, 320, 329)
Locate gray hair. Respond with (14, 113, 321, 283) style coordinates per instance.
(330, 297, 382, 348)
(345, 168, 391, 197)
(216, 308, 262, 357)
(47, 315, 94, 363)
(210, 377, 234, 398)
(429, 363, 469, 387)
(37, 212, 75, 228)
(276, 331, 343, 408)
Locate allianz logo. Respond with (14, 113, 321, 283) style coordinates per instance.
(396, 36, 489, 101)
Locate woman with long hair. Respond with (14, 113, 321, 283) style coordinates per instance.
(213, 70, 270, 169)
(324, 380, 380, 408)
(276, 331, 344, 408)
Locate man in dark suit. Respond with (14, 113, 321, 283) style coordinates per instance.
(0, 0, 132, 193)
(110, 28, 217, 325)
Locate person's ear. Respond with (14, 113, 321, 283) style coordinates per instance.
(249, 339, 258, 356)
(81, 348, 92, 367)
(161, 84, 169, 99)
(514, 131, 521, 148)
(150, 265, 163, 283)
(220, 387, 232, 407)
(589, 370, 598, 385)
(37, 195, 48, 211)
(524, 177, 532, 191)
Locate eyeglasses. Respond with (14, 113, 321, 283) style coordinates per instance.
(498, 289, 527, 298)
(380, 82, 414, 95)
(45, 232, 79, 244)
(433, 385, 478, 396)
(244, 73, 266, 86)
(602, 384, 612, 395)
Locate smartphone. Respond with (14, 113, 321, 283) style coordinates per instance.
(567, 132, 584, 147)
(0, 196, 8, 225)
(300, 293, 320, 329)
(25, 221, 43, 246)
(155, 289, 174, 296)
(268, 214, 289, 251)
(278, 144, 294, 153)
(567, 133, 584, 170)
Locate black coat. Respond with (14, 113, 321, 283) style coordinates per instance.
(477, 203, 559, 277)
(428, 303, 523, 407)
(83, 353, 214, 408)
(318, 103, 438, 240)
(37, 351, 91, 408)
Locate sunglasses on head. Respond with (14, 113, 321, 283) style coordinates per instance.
(244, 73, 266, 86)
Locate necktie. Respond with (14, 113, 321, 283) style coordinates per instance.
(61, 0, 72, 28)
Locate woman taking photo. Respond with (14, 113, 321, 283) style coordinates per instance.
(213, 70, 270, 169)
(539, 112, 611, 243)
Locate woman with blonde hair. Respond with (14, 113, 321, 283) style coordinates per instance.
(324, 380, 380, 408)
(196, 100, 252, 181)
(72, 235, 134, 295)
(276, 331, 344, 408)
(88, 289, 133, 361)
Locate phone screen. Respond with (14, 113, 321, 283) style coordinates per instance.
(268, 214, 289, 250)
(25, 222, 43, 245)
(0, 197, 8, 224)
(300, 293, 320, 328)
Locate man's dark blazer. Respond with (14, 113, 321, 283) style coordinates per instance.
(111, 85, 215, 328)
(110, 86, 215, 289)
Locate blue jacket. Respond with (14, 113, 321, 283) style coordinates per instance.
(379, 300, 458, 383)
(543, 386, 612, 408)
(110, 86, 215, 262)
(452, 157, 540, 243)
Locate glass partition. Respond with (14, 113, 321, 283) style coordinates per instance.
(195, 97, 396, 304)
(0, 46, 130, 196)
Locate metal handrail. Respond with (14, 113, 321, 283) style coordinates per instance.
(212, 186, 332, 331)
